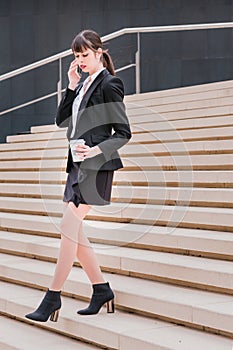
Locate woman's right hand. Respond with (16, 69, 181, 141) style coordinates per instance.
(68, 59, 81, 90)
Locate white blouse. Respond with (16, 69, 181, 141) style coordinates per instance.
(70, 67, 105, 138)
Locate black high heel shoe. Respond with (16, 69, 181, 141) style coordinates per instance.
(25, 290, 61, 322)
(77, 282, 115, 315)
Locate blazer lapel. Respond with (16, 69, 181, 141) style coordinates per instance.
(75, 83, 83, 96)
(67, 83, 83, 133)
(78, 69, 109, 116)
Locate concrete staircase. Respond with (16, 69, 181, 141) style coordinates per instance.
(0, 80, 233, 349)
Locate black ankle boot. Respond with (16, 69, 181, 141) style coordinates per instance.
(25, 290, 61, 322)
(77, 282, 115, 315)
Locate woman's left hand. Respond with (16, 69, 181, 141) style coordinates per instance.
(76, 144, 102, 160)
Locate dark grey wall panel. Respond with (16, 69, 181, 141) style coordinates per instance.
(0, 0, 233, 142)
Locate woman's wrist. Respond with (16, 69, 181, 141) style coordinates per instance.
(68, 83, 77, 91)
(93, 146, 102, 155)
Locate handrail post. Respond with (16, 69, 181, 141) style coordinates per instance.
(57, 58, 62, 105)
(135, 32, 140, 94)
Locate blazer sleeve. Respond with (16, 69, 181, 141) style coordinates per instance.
(97, 76, 132, 161)
(55, 88, 76, 128)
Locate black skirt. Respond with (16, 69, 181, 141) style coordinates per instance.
(63, 161, 114, 207)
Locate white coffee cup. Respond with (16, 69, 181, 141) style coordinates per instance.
(70, 139, 86, 162)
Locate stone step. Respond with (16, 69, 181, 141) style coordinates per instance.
(0, 147, 67, 160)
(0, 154, 232, 171)
(127, 103, 233, 121)
(0, 315, 98, 350)
(0, 170, 232, 188)
(6, 114, 233, 144)
(0, 170, 66, 183)
(1, 212, 233, 258)
(128, 104, 233, 119)
(0, 139, 233, 161)
(1, 282, 232, 350)
(6, 129, 66, 143)
(113, 170, 233, 188)
(132, 126, 233, 143)
(126, 95, 233, 114)
(124, 80, 233, 102)
(4, 124, 232, 151)
(111, 186, 233, 207)
(29, 110, 232, 134)
(0, 183, 232, 208)
(1, 255, 233, 336)
(125, 89, 233, 106)
(121, 154, 233, 170)
(126, 111, 232, 128)
(131, 117, 233, 137)
(0, 138, 66, 151)
(0, 183, 64, 198)
(0, 158, 65, 171)
(2, 231, 233, 292)
(0, 196, 232, 231)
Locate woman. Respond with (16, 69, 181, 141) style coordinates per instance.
(25, 29, 131, 322)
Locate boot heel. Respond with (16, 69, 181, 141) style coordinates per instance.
(50, 309, 60, 322)
(106, 299, 115, 313)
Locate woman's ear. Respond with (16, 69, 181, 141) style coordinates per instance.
(97, 48, 103, 58)
(96, 48, 103, 62)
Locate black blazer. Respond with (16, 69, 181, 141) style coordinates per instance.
(56, 69, 132, 172)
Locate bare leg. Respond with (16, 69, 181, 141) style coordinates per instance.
(76, 223, 105, 284)
(76, 225, 114, 315)
(50, 202, 90, 291)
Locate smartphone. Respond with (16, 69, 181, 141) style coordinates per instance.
(77, 66, 82, 76)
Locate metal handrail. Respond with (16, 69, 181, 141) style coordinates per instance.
(1, 22, 233, 116)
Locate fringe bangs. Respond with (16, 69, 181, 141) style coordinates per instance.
(71, 35, 93, 53)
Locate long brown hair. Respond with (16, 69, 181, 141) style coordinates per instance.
(71, 30, 115, 76)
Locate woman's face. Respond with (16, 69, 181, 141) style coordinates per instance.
(74, 47, 102, 75)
